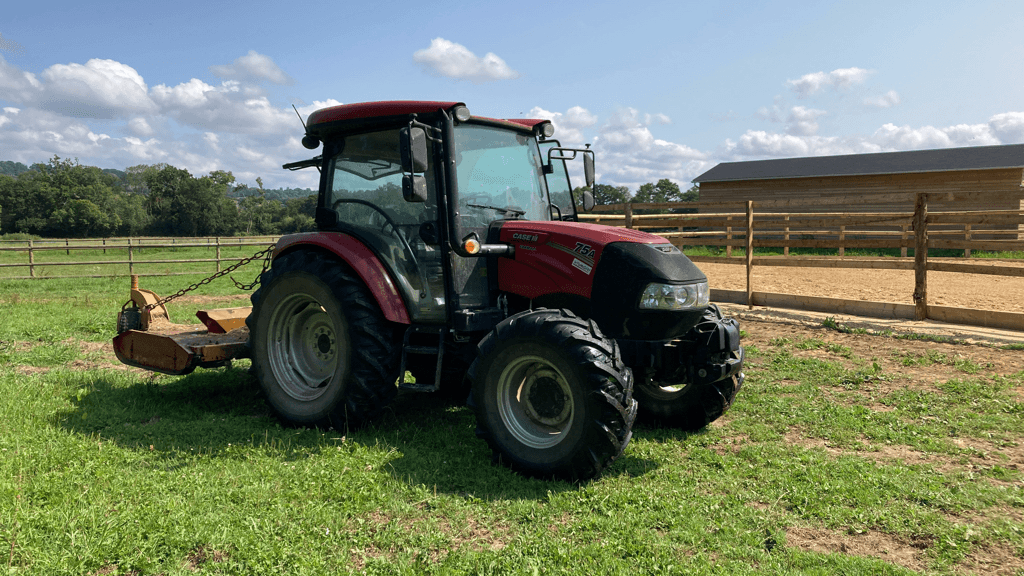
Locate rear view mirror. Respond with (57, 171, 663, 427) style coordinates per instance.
(582, 189, 595, 212)
(400, 127, 428, 173)
(584, 153, 595, 189)
(403, 174, 427, 203)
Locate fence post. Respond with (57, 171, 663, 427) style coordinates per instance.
(964, 224, 972, 258)
(726, 216, 733, 258)
(838, 225, 846, 257)
(913, 194, 928, 320)
(103, 238, 106, 255)
(624, 203, 633, 229)
(128, 238, 134, 276)
(28, 239, 35, 278)
(783, 215, 790, 257)
(901, 224, 909, 258)
(65, 238, 69, 256)
(746, 201, 754, 309)
(216, 237, 222, 272)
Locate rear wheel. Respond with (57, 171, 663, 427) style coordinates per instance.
(248, 250, 400, 428)
(468, 309, 636, 481)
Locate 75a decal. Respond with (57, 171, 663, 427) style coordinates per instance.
(573, 242, 595, 258)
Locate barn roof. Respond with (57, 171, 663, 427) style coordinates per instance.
(693, 143, 1024, 183)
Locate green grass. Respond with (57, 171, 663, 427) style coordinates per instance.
(2, 275, 1023, 574)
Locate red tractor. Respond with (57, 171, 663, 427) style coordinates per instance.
(114, 101, 744, 480)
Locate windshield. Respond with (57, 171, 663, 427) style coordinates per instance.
(454, 125, 549, 225)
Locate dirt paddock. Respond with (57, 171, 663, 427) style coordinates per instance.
(699, 261, 1024, 316)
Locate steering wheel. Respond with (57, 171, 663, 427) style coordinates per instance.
(332, 198, 418, 267)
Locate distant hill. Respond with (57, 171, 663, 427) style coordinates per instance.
(231, 186, 317, 202)
(0, 160, 30, 177)
(1, 159, 314, 201)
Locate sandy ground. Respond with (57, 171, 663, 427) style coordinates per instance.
(698, 260, 1024, 315)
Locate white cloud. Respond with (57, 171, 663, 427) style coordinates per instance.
(210, 50, 293, 85)
(786, 106, 826, 136)
(38, 58, 156, 119)
(864, 90, 900, 108)
(127, 117, 154, 137)
(786, 67, 872, 97)
(594, 108, 707, 190)
(0, 33, 26, 56)
(151, 78, 294, 135)
(989, 112, 1024, 143)
(413, 38, 520, 83)
(526, 105, 597, 144)
(0, 55, 42, 103)
(645, 113, 672, 125)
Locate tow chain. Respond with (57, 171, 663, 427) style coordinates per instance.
(143, 244, 276, 311)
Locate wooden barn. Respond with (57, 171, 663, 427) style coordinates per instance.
(693, 144, 1024, 236)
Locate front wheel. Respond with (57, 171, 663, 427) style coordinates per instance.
(468, 309, 637, 481)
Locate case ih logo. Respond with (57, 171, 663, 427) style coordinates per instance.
(573, 242, 596, 258)
(512, 233, 539, 242)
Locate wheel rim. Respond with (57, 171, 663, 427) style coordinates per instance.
(496, 355, 573, 449)
(266, 291, 344, 401)
(641, 381, 692, 400)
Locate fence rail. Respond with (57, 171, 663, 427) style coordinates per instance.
(3, 195, 1023, 330)
(0, 236, 279, 279)
(581, 192, 1024, 331)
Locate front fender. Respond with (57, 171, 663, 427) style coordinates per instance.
(273, 232, 411, 324)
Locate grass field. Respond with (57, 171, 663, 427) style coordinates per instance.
(2, 269, 1023, 575)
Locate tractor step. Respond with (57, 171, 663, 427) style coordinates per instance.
(398, 326, 446, 392)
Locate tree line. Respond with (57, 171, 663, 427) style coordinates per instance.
(574, 179, 699, 209)
(0, 157, 697, 239)
(0, 157, 316, 238)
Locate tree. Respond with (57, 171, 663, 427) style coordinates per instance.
(632, 178, 683, 204)
(238, 178, 283, 235)
(572, 183, 630, 208)
(144, 166, 239, 236)
(632, 179, 700, 214)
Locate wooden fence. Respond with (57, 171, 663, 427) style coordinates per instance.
(580, 192, 1024, 332)
(0, 236, 279, 279)
(3, 195, 1023, 331)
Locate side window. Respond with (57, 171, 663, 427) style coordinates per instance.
(329, 128, 436, 228)
(539, 140, 575, 220)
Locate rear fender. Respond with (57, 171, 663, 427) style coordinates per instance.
(273, 232, 411, 324)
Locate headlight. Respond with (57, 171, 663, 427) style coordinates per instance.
(639, 281, 709, 310)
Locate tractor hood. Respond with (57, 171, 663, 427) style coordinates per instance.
(496, 221, 668, 299)
(496, 220, 708, 339)
(499, 220, 667, 247)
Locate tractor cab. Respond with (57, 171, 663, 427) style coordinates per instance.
(291, 101, 595, 328)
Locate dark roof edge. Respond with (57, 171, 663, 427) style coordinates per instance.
(695, 164, 1024, 183)
(693, 143, 1024, 183)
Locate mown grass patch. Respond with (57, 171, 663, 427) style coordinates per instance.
(2, 277, 1023, 574)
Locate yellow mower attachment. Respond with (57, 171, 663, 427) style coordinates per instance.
(113, 275, 252, 375)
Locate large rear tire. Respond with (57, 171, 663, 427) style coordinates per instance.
(248, 250, 400, 428)
(468, 309, 636, 481)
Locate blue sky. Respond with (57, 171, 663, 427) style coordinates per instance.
(2, 0, 1023, 191)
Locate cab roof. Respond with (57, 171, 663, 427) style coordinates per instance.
(304, 100, 551, 136)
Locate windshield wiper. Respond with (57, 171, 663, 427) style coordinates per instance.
(466, 203, 526, 218)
